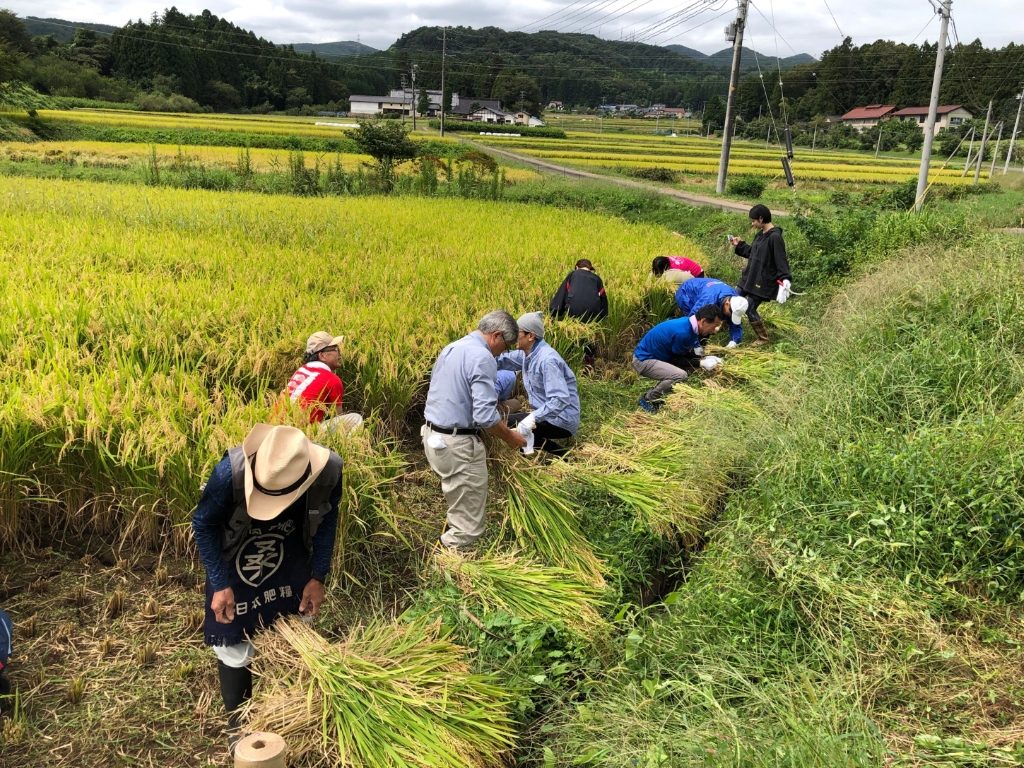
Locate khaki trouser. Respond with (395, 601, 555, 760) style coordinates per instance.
(663, 269, 697, 287)
(422, 427, 488, 549)
(319, 412, 364, 435)
(632, 355, 689, 401)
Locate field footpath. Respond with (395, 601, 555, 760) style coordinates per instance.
(462, 138, 789, 216)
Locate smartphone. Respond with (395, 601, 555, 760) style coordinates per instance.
(726, 234, 734, 242)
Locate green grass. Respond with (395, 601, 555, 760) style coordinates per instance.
(536, 234, 1024, 766)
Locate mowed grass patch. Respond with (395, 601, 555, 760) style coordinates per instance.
(0, 175, 691, 548)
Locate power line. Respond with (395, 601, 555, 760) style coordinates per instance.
(820, 0, 845, 40)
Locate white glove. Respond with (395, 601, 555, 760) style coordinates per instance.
(700, 355, 723, 371)
(776, 279, 792, 305)
(518, 413, 537, 433)
(726, 340, 738, 349)
(692, 344, 704, 356)
(520, 430, 535, 455)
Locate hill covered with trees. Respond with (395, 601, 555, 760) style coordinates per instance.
(1, 7, 1022, 125)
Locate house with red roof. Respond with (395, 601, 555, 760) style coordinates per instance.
(892, 105, 973, 136)
(839, 105, 897, 131)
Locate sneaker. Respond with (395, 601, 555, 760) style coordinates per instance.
(638, 396, 660, 413)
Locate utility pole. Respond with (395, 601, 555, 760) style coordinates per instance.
(440, 28, 447, 137)
(1004, 84, 1023, 174)
(989, 122, 1003, 176)
(400, 75, 407, 125)
(410, 64, 418, 130)
(962, 127, 976, 176)
(914, 0, 951, 211)
(973, 99, 992, 185)
(715, 0, 749, 195)
(875, 124, 884, 158)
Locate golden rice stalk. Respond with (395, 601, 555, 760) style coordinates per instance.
(245, 616, 516, 768)
(703, 345, 799, 384)
(504, 464, 606, 587)
(433, 548, 609, 636)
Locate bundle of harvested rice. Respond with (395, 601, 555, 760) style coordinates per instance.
(504, 464, 606, 587)
(704, 345, 798, 385)
(245, 616, 516, 768)
(433, 549, 609, 636)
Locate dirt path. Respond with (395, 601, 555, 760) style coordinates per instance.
(463, 138, 789, 216)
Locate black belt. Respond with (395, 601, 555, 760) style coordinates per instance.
(426, 422, 480, 436)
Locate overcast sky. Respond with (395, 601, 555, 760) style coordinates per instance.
(4, 0, 1018, 56)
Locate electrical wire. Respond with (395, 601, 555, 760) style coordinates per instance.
(820, 0, 845, 40)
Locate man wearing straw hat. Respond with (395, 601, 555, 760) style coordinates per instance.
(193, 424, 343, 750)
(423, 310, 527, 551)
(497, 312, 580, 457)
(285, 331, 363, 434)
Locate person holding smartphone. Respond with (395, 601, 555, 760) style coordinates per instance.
(728, 204, 792, 344)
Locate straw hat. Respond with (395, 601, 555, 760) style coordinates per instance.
(242, 424, 331, 521)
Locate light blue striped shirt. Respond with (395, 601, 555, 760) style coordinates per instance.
(497, 340, 580, 434)
(424, 331, 501, 429)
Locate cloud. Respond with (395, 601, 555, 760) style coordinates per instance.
(4, 0, 1017, 55)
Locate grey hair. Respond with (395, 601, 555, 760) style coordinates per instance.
(478, 310, 518, 346)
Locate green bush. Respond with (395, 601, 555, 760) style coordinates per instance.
(726, 175, 767, 198)
(624, 166, 678, 183)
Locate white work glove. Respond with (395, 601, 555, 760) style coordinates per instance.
(776, 279, 792, 305)
(726, 340, 738, 349)
(520, 430, 535, 455)
(518, 413, 537, 433)
(700, 355, 723, 371)
(692, 344, 704, 356)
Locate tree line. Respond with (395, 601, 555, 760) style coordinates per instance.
(2, 8, 1022, 128)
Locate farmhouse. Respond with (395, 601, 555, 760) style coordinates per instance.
(350, 89, 470, 118)
(451, 98, 512, 123)
(838, 104, 897, 131)
(892, 104, 973, 135)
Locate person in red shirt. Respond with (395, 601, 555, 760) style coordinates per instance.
(286, 332, 363, 433)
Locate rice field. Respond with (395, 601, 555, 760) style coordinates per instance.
(475, 130, 983, 185)
(0, 174, 689, 548)
(0, 139, 541, 182)
(29, 108, 404, 141)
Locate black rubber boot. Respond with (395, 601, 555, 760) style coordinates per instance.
(218, 661, 252, 753)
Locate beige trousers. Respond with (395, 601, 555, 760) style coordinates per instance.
(320, 412, 364, 435)
(422, 428, 489, 549)
(663, 269, 697, 287)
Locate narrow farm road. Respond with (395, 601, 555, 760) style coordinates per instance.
(462, 138, 789, 216)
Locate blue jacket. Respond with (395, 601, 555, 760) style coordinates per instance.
(634, 316, 702, 362)
(497, 340, 580, 433)
(675, 278, 742, 343)
(0, 608, 11, 667)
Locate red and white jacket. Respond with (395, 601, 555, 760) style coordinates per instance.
(286, 362, 344, 423)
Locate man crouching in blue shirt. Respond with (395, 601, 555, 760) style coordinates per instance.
(633, 304, 725, 412)
(192, 424, 342, 751)
(497, 312, 580, 457)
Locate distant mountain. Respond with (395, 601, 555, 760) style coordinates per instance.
(665, 44, 709, 61)
(22, 16, 118, 43)
(288, 41, 378, 58)
(707, 47, 817, 72)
